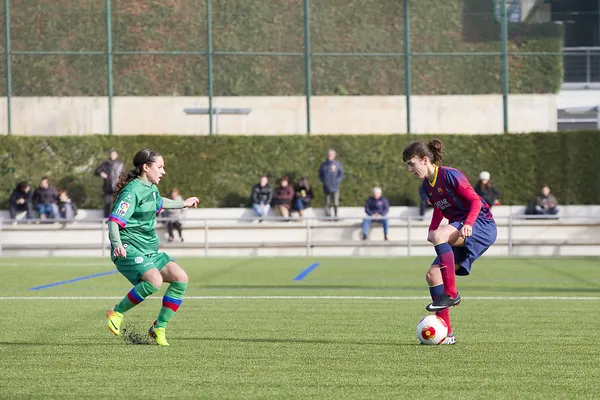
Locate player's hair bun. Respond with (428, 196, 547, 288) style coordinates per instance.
(427, 139, 444, 164)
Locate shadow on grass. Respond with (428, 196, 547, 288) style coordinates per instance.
(179, 336, 413, 347)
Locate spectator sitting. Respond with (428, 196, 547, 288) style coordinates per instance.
(535, 184, 559, 216)
(58, 190, 78, 220)
(474, 171, 500, 208)
(32, 177, 59, 220)
(362, 187, 390, 241)
(293, 176, 314, 218)
(271, 176, 295, 220)
(163, 188, 184, 242)
(251, 175, 273, 222)
(9, 181, 34, 222)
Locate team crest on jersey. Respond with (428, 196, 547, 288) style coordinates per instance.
(437, 188, 444, 194)
(116, 201, 130, 216)
(134, 256, 143, 264)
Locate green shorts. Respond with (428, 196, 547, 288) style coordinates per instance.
(112, 248, 172, 285)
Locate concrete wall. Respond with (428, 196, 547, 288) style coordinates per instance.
(0, 95, 557, 135)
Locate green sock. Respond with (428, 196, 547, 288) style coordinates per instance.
(114, 281, 159, 314)
(155, 282, 187, 329)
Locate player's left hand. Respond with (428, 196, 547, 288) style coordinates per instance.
(460, 224, 473, 238)
(184, 197, 200, 208)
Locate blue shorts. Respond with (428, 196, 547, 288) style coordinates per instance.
(432, 217, 497, 276)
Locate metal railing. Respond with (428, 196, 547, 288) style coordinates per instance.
(1, 215, 599, 257)
(563, 47, 600, 87)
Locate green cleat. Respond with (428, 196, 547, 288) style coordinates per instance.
(148, 325, 170, 346)
(106, 309, 124, 336)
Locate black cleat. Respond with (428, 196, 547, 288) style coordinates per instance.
(426, 293, 461, 312)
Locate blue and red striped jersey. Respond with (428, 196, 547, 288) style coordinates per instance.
(420, 166, 493, 227)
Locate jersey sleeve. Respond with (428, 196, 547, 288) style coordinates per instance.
(445, 169, 482, 226)
(108, 190, 137, 228)
(154, 187, 164, 214)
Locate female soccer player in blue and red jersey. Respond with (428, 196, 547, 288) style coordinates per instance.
(403, 139, 497, 344)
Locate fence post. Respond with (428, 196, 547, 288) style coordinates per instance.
(101, 218, 107, 257)
(4, 0, 12, 135)
(508, 215, 513, 256)
(303, 0, 312, 135)
(403, 0, 411, 134)
(206, 0, 214, 136)
(204, 218, 209, 256)
(500, 0, 509, 134)
(305, 217, 311, 256)
(105, 0, 114, 135)
(407, 217, 412, 256)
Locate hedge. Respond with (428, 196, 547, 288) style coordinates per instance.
(1, 132, 598, 210)
(0, 0, 563, 96)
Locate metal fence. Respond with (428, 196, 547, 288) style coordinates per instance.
(2, 215, 599, 257)
(1, 0, 597, 135)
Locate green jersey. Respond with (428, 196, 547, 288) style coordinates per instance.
(109, 178, 164, 254)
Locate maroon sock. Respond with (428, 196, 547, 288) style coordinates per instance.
(435, 243, 457, 297)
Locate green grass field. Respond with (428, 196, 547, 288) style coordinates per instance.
(1, 257, 599, 399)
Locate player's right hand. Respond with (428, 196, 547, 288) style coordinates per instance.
(113, 246, 127, 258)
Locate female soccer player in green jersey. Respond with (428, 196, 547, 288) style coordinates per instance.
(106, 149, 199, 346)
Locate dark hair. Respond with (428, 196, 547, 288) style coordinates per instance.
(113, 149, 161, 201)
(402, 139, 444, 165)
(17, 181, 30, 191)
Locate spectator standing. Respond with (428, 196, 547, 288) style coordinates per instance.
(163, 188, 185, 242)
(474, 171, 500, 209)
(32, 176, 59, 220)
(271, 176, 295, 220)
(361, 187, 390, 241)
(251, 175, 273, 222)
(95, 149, 124, 218)
(58, 190, 78, 220)
(9, 181, 34, 221)
(535, 185, 559, 215)
(319, 149, 344, 219)
(294, 176, 314, 218)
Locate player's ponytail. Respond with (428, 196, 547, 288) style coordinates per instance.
(113, 149, 161, 202)
(427, 139, 444, 165)
(402, 139, 444, 165)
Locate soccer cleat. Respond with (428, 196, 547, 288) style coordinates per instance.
(148, 325, 170, 346)
(439, 333, 456, 345)
(106, 309, 124, 336)
(426, 292, 461, 312)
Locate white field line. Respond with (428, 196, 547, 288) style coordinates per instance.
(0, 296, 599, 301)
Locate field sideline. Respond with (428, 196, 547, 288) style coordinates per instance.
(1, 257, 599, 399)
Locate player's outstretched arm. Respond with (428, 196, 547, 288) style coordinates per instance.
(160, 196, 199, 209)
(183, 197, 199, 208)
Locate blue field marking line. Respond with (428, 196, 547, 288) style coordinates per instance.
(293, 262, 320, 281)
(28, 270, 119, 291)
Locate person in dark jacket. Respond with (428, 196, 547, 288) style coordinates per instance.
(474, 171, 500, 209)
(32, 176, 59, 220)
(293, 176, 314, 218)
(251, 175, 273, 221)
(9, 181, 34, 220)
(95, 149, 125, 218)
(272, 176, 295, 220)
(318, 149, 344, 219)
(362, 187, 390, 240)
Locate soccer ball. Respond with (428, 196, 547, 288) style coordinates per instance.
(416, 315, 448, 345)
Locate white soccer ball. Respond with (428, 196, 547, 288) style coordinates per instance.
(416, 315, 448, 345)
